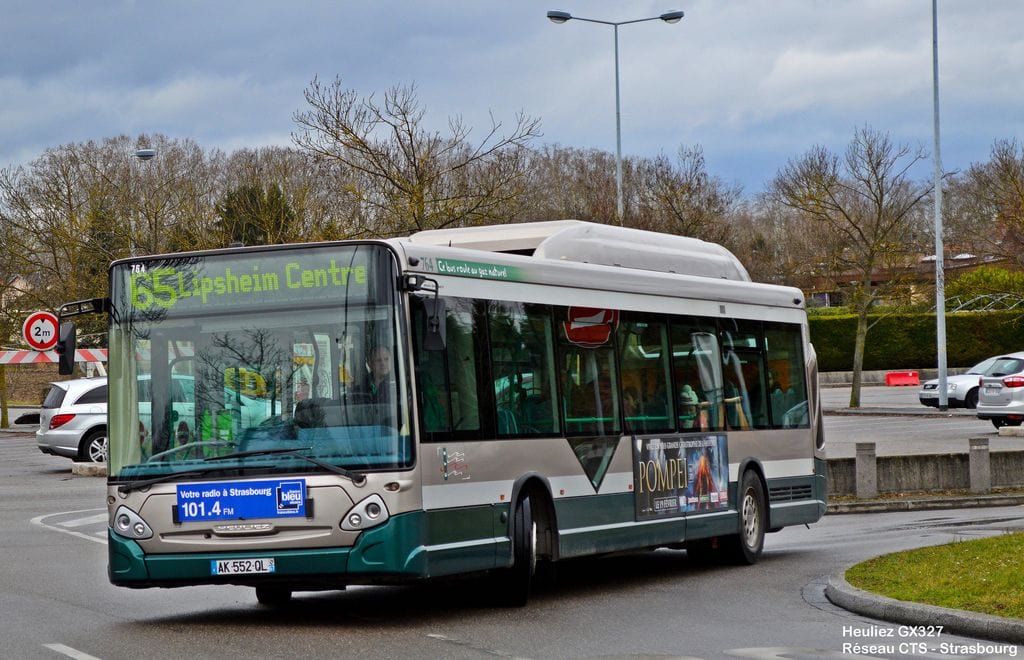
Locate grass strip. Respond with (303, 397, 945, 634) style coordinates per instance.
(845, 532, 1024, 619)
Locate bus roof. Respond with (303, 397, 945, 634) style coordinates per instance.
(408, 220, 751, 282)
(398, 221, 804, 312)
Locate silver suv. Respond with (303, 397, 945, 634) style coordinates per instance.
(975, 352, 1024, 429)
(36, 377, 108, 463)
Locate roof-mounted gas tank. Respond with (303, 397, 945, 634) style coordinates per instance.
(408, 220, 750, 281)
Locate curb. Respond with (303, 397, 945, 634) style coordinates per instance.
(71, 461, 107, 477)
(823, 407, 975, 418)
(827, 494, 1024, 514)
(825, 571, 1024, 645)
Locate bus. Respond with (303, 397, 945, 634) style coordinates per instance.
(56, 220, 826, 606)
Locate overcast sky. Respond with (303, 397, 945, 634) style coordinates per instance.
(2, 1, 1021, 195)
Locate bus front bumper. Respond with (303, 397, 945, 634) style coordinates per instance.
(108, 512, 428, 588)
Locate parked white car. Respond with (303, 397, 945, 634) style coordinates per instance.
(917, 356, 998, 409)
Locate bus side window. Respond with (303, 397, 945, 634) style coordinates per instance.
(720, 320, 768, 430)
(488, 302, 559, 437)
(557, 307, 620, 437)
(413, 297, 481, 439)
(765, 323, 809, 428)
(617, 316, 672, 434)
(670, 320, 723, 432)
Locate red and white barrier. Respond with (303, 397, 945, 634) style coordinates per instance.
(0, 348, 108, 364)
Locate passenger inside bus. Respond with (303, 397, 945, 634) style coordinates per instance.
(678, 383, 699, 429)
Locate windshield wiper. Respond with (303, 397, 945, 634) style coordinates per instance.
(117, 467, 231, 495)
(205, 448, 367, 487)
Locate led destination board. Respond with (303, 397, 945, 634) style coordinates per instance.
(118, 245, 383, 316)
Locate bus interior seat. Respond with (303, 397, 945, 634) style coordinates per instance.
(497, 406, 520, 435)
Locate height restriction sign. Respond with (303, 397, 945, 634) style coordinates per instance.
(23, 311, 59, 351)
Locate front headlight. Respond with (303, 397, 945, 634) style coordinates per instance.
(341, 494, 390, 531)
(112, 505, 153, 540)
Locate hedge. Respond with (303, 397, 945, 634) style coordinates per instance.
(808, 311, 1024, 372)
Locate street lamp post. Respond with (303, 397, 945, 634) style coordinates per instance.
(547, 9, 684, 226)
(132, 148, 157, 257)
(931, 1, 948, 410)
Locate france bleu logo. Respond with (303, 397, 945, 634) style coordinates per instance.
(276, 480, 305, 515)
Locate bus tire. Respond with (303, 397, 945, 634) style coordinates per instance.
(498, 493, 536, 607)
(255, 586, 292, 606)
(726, 470, 766, 565)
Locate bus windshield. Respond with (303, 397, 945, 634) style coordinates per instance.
(106, 243, 412, 481)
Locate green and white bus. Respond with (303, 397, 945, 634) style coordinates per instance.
(58, 220, 826, 606)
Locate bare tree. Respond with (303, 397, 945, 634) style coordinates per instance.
(632, 145, 741, 247)
(292, 77, 541, 237)
(726, 199, 806, 285)
(520, 145, 618, 223)
(0, 143, 111, 311)
(0, 135, 225, 352)
(220, 146, 359, 242)
(129, 135, 222, 254)
(520, 144, 741, 243)
(954, 139, 1024, 268)
(770, 126, 931, 406)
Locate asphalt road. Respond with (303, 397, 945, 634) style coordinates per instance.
(820, 385, 1018, 459)
(5, 428, 1023, 659)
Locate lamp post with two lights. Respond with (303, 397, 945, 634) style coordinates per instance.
(546, 9, 684, 226)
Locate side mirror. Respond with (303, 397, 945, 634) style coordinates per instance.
(56, 322, 77, 375)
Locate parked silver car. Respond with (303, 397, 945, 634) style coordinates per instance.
(975, 352, 1024, 429)
(35, 374, 276, 462)
(36, 377, 108, 462)
(918, 356, 998, 409)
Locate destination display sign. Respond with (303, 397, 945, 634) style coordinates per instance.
(175, 478, 307, 522)
(116, 245, 382, 317)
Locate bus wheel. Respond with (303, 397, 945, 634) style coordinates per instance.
(498, 493, 536, 606)
(255, 586, 292, 606)
(726, 470, 766, 565)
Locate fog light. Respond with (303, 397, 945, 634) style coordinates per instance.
(112, 506, 153, 540)
(341, 494, 391, 531)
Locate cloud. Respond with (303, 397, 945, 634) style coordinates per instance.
(2, 0, 1023, 194)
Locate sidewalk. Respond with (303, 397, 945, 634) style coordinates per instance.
(819, 382, 975, 417)
(826, 572, 1024, 645)
(819, 384, 1024, 642)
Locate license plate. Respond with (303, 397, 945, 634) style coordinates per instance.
(211, 558, 276, 575)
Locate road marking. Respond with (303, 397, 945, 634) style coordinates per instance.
(42, 643, 103, 659)
(31, 508, 107, 545)
(58, 513, 108, 528)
